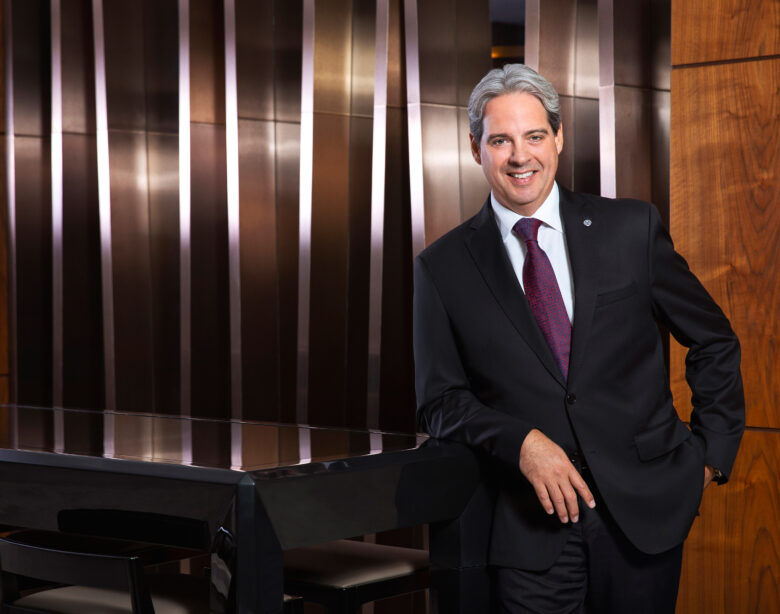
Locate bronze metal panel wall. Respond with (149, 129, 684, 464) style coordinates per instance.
(556, 95, 575, 190)
(147, 132, 180, 414)
(598, 0, 669, 210)
(61, 0, 98, 412)
(419, 103, 460, 244)
(527, 0, 600, 196)
(189, 122, 230, 419)
(455, 0, 491, 107)
(10, 0, 49, 137)
(305, 0, 377, 429)
(141, 0, 178, 134)
(378, 104, 414, 433)
(102, 0, 146, 131)
(573, 0, 598, 99)
(235, 0, 274, 121)
(612, 85, 653, 202)
(61, 0, 95, 135)
(275, 121, 300, 424)
(650, 89, 670, 215)
(571, 96, 600, 196)
(417, 0, 456, 105)
(415, 0, 491, 247)
(350, 0, 376, 118)
(190, 0, 225, 125)
(608, 0, 670, 92)
(348, 1, 375, 428)
(238, 118, 279, 421)
(386, 0, 404, 109)
(457, 106, 487, 220)
(107, 129, 155, 413)
(14, 136, 52, 406)
(273, 0, 303, 124)
(61, 132, 103, 410)
(346, 114, 372, 429)
(62, 409, 103, 455)
(308, 111, 350, 426)
(525, 0, 576, 96)
(0, 134, 9, 383)
(312, 0, 353, 116)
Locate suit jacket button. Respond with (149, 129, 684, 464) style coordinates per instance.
(566, 393, 577, 405)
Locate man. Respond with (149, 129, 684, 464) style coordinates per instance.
(413, 64, 744, 613)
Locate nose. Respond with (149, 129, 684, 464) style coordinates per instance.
(508, 142, 530, 166)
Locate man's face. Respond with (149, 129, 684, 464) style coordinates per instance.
(470, 92, 563, 217)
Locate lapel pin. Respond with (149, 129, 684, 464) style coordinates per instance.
(583, 219, 592, 227)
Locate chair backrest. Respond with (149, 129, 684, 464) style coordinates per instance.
(0, 536, 155, 614)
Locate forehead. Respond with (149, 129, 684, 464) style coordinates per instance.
(482, 92, 548, 132)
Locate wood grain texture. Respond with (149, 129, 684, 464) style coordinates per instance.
(669, 58, 779, 428)
(677, 429, 780, 614)
(672, 0, 780, 66)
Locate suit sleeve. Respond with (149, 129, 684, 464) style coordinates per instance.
(413, 255, 533, 468)
(647, 205, 745, 482)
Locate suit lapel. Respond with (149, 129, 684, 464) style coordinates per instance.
(559, 188, 599, 390)
(465, 198, 566, 388)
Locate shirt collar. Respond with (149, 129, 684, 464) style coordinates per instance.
(491, 182, 562, 241)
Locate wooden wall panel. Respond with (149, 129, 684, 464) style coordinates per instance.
(670, 58, 779, 428)
(678, 430, 780, 614)
(672, 0, 780, 66)
(672, 1, 780, 611)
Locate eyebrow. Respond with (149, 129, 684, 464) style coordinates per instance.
(486, 127, 550, 140)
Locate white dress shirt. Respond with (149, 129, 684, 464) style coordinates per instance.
(491, 182, 575, 323)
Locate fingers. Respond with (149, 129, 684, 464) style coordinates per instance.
(519, 430, 596, 524)
(571, 471, 596, 511)
(531, 468, 587, 523)
(703, 465, 715, 489)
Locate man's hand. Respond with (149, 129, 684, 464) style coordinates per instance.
(703, 464, 717, 490)
(518, 429, 596, 523)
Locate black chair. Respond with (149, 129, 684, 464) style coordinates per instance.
(0, 533, 303, 614)
(283, 539, 429, 614)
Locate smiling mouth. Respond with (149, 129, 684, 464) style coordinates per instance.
(508, 170, 535, 180)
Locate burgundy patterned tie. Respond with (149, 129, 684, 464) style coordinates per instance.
(513, 218, 571, 379)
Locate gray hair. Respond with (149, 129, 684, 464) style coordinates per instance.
(467, 64, 561, 144)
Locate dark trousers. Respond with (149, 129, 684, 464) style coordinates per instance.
(492, 474, 684, 614)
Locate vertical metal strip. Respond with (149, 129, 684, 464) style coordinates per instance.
(51, 0, 64, 450)
(296, 0, 315, 429)
(92, 0, 116, 454)
(178, 0, 192, 464)
(403, 0, 425, 256)
(597, 0, 617, 198)
(366, 0, 389, 430)
(224, 0, 242, 468)
(4, 0, 18, 446)
(524, 0, 540, 71)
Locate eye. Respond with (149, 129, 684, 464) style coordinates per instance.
(529, 134, 544, 142)
(491, 138, 507, 146)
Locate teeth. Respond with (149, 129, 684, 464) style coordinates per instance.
(510, 171, 534, 179)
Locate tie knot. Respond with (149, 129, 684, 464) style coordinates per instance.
(513, 217, 543, 242)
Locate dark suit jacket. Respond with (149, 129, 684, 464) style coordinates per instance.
(413, 187, 745, 570)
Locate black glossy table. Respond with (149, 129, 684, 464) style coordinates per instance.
(0, 406, 489, 613)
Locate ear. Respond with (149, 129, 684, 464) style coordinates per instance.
(555, 125, 564, 154)
(469, 133, 482, 165)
